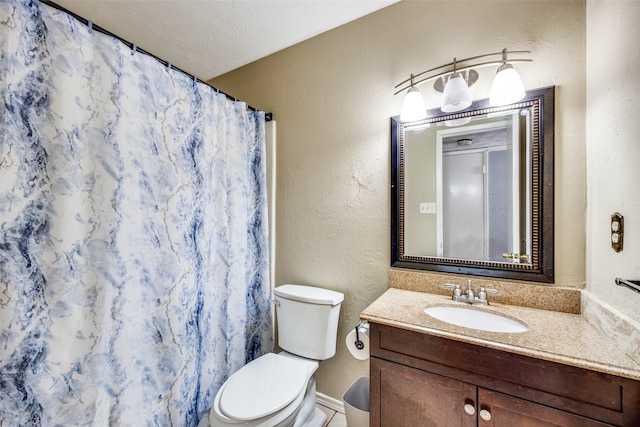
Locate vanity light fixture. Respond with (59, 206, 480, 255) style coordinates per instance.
(395, 48, 531, 121)
(440, 60, 473, 113)
(489, 50, 526, 106)
(399, 75, 427, 122)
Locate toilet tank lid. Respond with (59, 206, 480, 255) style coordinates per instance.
(274, 284, 344, 306)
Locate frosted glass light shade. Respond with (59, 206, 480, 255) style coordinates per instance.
(490, 63, 525, 106)
(400, 87, 427, 122)
(441, 73, 472, 113)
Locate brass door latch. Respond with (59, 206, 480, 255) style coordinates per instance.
(502, 253, 530, 263)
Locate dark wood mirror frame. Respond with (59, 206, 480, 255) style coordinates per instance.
(391, 86, 554, 282)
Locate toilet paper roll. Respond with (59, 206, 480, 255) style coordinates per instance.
(346, 324, 370, 360)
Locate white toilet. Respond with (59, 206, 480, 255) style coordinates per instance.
(204, 284, 344, 427)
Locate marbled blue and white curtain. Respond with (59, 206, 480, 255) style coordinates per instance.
(0, 1, 272, 425)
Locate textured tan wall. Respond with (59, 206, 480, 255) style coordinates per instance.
(211, 1, 586, 401)
(586, 0, 640, 324)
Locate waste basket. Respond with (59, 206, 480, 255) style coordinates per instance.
(342, 376, 369, 427)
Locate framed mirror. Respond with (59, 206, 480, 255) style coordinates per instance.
(391, 86, 554, 282)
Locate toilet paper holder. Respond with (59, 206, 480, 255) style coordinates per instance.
(353, 320, 368, 350)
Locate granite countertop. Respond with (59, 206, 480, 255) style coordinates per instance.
(361, 288, 640, 381)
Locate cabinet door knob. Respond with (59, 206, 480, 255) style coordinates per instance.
(464, 403, 476, 415)
(480, 409, 492, 421)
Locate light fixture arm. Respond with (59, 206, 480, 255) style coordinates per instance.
(394, 49, 531, 96)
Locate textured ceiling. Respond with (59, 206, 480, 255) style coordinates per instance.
(52, 0, 398, 81)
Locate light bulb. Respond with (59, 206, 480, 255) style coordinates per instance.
(490, 63, 525, 106)
(400, 87, 427, 122)
(441, 73, 472, 113)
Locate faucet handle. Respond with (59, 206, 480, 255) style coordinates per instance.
(443, 283, 462, 299)
(477, 287, 499, 302)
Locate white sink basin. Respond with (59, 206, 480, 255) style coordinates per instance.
(424, 306, 528, 333)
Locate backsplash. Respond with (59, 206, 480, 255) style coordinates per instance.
(388, 268, 582, 314)
(582, 292, 640, 365)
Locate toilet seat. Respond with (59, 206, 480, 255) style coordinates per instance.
(211, 353, 319, 426)
(220, 353, 311, 420)
(211, 380, 303, 427)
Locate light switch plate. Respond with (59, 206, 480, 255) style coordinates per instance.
(420, 202, 436, 214)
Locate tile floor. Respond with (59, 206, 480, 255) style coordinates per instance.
(317, 403, 347, 427)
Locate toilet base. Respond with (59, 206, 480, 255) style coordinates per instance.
(296, 407, 326, 427)
(292, 378, 325, 427)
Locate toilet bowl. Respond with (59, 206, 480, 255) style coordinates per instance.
(201, 285, 344, 427)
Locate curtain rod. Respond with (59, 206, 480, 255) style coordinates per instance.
(40, 0, 272, 121)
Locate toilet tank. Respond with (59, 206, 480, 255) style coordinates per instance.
(274, 284, 344, 360)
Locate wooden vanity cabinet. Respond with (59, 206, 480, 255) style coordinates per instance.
(369, 323, 640, 426)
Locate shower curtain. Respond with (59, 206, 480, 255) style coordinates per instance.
(0, 1, 272, 425)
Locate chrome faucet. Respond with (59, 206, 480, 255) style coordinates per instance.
(465, 280, 475, 301)
(443, 280, 498, 306)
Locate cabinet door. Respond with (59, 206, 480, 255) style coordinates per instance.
(477, 389, 614, 427)
(371, 357, 476, 427)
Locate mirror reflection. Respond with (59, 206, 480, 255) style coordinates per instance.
(404, 108, 532, 263)
(391, 87, 554, 282)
